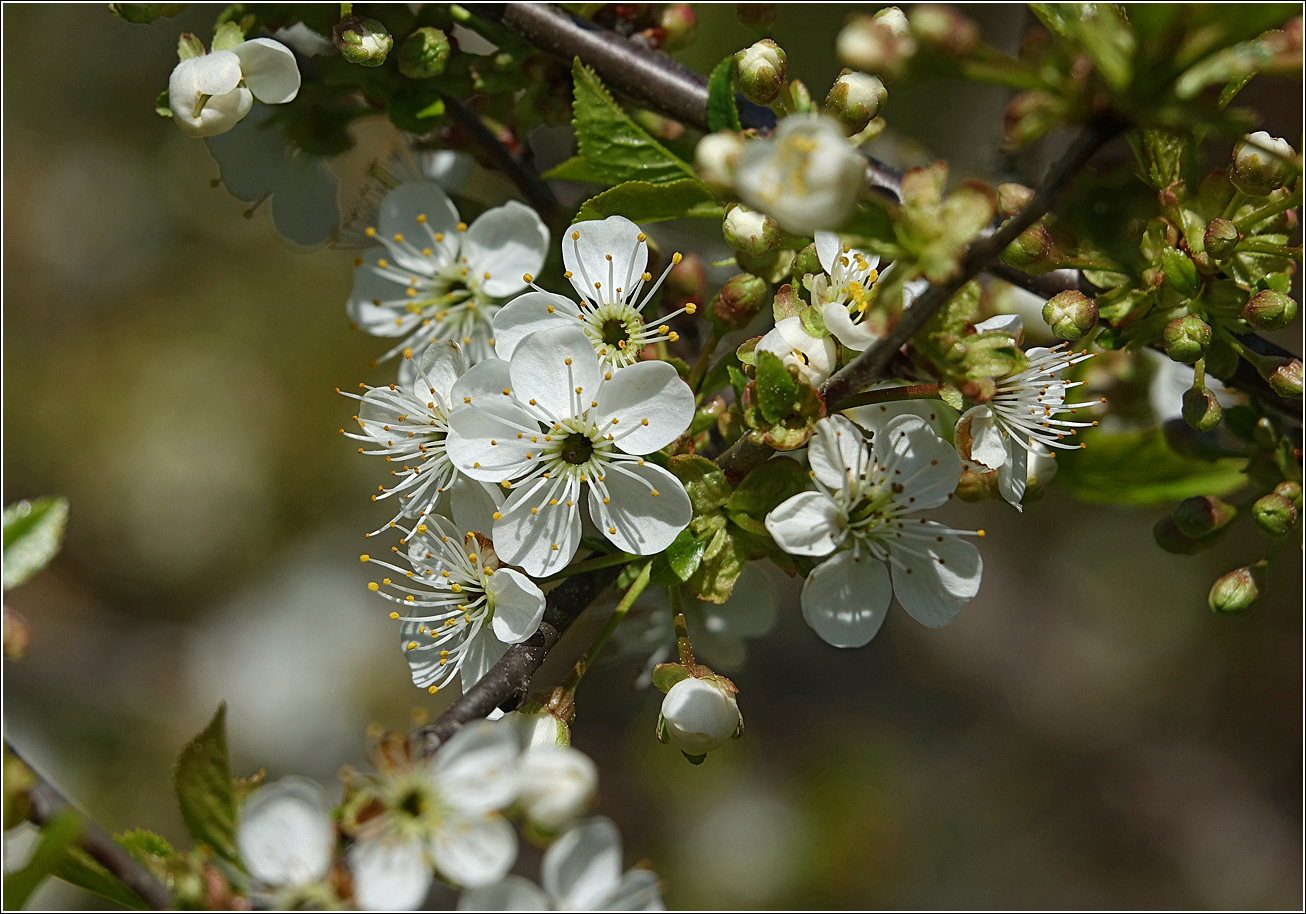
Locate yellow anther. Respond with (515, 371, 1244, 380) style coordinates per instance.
(389, 611, 399, 619)
(365, 227, 376, 237)
(435, 232, 444, 241)
(564, 358, 572, 366)
(416, 213, 427, 223)
(377, 258, 389, 268)
(403, 348, 413, 359)
(546, 305, 555, 313)
(457, 222, 468, 231)
(651, 489, 660, 497)
(685, 303, 697, 314)
(428, 685, 439, 694)
(571, 231, 580, 239)
(672, 252, 683, 264)
(641, 418, 649, 426)
(368, 582, 379, 591)
(637, 233, 647, 242)
(523, 273, 534, 283)
(394, 233, 405, 243)
(360, 554, 370, 562)
(407, 641, 418, 650)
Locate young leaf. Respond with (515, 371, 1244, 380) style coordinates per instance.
(3, 809, 80, 910)
(211, 20, 245, 51)
(688, 522, 749, 603)
(1055, 427, 1247, 505)
(172, 703, 242, 868)
(116, 829, 176, 866)
(50, 847, 147, 910)
(707, 56, 742, 132)
(3, 496, 69, 591)
(575, 179, 722, 223)
(726, 457, 809, 518)
(667, 456, 733, 515)
(755, 350, 798, 424)
(542, 156, 609, 183)
(570, 59, 699, 185)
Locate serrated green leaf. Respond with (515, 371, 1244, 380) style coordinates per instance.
(649, 528, 706, 586)
(1055, 427, 1247, 505)
(4, 496, 69, 591)
(755, 350, 797, 424)
(726, 457, 808, 518)
(570, 59, 698, 185)
(651, 662, 692, 693)
(51, 847, 147, 910)
(688, 522, 749, 603)
(173, 703, 242, 868)
(116, 829, 176, 865)
(542, 156, 608, 182)
(575, 179, 721, 224)
(707, 56, 741, 132)
(177, 32, 204, 60)
(667, 455, 732, 515)
(211, 21, 245, 51)
(727, 365, 750, 405)
(3, 809, 80, 910)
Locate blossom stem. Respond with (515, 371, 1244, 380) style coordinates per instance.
(834, 383, 943, 411)
(688, 326, 724, 398)
(567, 562, 653, 688)
(669, 591, 697, 668)
(1233, 185, 1303, 231)
(540, 550, 637, 584)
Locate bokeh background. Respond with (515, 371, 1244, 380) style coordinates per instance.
(3, 4, 1302, 909)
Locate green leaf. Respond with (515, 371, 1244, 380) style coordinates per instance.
(1055, 427, 1247, 505)
(110, 3, 185, 24)
(115, 829, 176, 865)
(211, 20, 245, 51)
(50, 847, 147, 910)
(388, 86, 447, 134)
(667, 455, 732, 515)
(3, 496, 69, 590)
(542, 156, 609, 183)
(575, 179, 721, 224)
(754, 351, 797, 425)
(173, 703, 242, 868)
(687, 521, 749, 603)
(651, 662, 692, 693)
(699, 350, 741, 399)
(726, 457, 808, 517)
(707, 56, 741, 132)
(570, 59, 698, 185)
(177, 32, 204, 60)
(727, 364, 750, 404)
(1029, 3, 1134, 90)
(3, 809, 80, 909)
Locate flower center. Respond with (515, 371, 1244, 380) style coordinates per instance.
(399, 789, 425, 819)
(560, 432, 595, 465)
(601, 317, 629, 346)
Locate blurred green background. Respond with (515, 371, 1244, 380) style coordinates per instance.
(3, 4, 1301, 909)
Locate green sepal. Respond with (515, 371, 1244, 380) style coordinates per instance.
(211, 20, 245, 51)
(799, 304, 829, 338)
(771, 283, 802, 322)
(177, 32, 205, 60)
(651, 662, 692, 693)
(154, 90, 172, 117)
(754, 350, 797, 425)
(172, 703, 243, 869)
(3, 809, 81, 910)
(1160, 246, 1200, 296)
(3, 496, 69, 591)
(388, 86, 447, 134)
(682, 752, 708, 765)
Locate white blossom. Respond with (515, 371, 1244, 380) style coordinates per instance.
(660, 677, 741, 757)
(493, 216, 697, 370)
(811, 230, 882, 351)
(765, 414, 983, 648)
(735, 114, 865, 233)
(459, 817, 664, 911)
(364, 515, 546, 695)
(169, 39, 300, 138)
(447, 325, 694, 577)
(757, 315, 838, 386)
(347, 181, 549, 366)
(516, 746, 599, 833)
(236, 776, 334, 889)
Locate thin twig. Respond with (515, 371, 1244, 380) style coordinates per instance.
(5, 741, 172, 910)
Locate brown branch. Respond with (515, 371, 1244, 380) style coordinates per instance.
(6, 741, 172, 910)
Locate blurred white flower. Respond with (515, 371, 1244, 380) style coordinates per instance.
(237, 776, 335, 889)
(736, 114, 865, 233)
(516, 746, 599, 834)
(170, 39, 300, 137)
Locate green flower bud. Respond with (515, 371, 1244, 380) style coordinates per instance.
(1003, 223, 1053, 269)
(695, 131, 745, 190)
(1241, 289, 1298, 331)
(1275, 480, 1303, 507)
(660, 4, 698, 50)
(825, 69, 887, 134)
(1252, 492, 1298, 537)
(735, 39, 787, 105)
(1172, 495, 1237, 539)
(1182, 386, 1223, 431)
(836, 8, 917, 79)
(736, 3, 778, 35)
(1208, 566, 1262, 614)
(908, 3, 980, 56)
(712, 273, 769, 329)
(723, 204, 781, 257)
(1203, 217, 1240, 260)
(1095, 325, 1125, 350)
(1231, 131, 1296, 196)
(1153, 516, 1207, 555)
(1041, 291, 1098, 342)
(1163, 315, 1212, 364)
(398, 27, 451, 79)
(334, 16, 393, 67)
(792, 242, 822, 281)
(1266, 358, 1304, 398)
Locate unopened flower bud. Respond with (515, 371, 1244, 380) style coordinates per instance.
(736, 3, 778, 35)
(1204, 217, 1240, 260)
(1153, 516, 1207, 555)
(659, 677, 742, 759)
(1231, 131, 1296, 195)
(836, 8, 917, 78)
(515, 746, 597, 834)
(1003, 91, 1060, 149)
(712, 273, 769, 329)
(1041, 290, 1098, 342)
(1172, 495, 1237, 539)
(695, 131, 745, 189)
(1253, 492, 1297, 537)
(996, 182, 1034, 218)
(334, 16, 392, 67)
(825, 69, 887, 133)
(1163, 315, 1211, 364)
(1264, 358, 1304, 397)
(735, 39, 787, 105)
(791, 242, 822, 280)
(909, 3, 980, 56)
(1182, 386, 1222, 431)
(1208, 566, 1262, 614)
(660, 4, 698, 49)
(500, 707, 570, 750)
(723, 204, 781, 257)
(398, 27, 451, 79)
(1241, 289, 1297, 331)
(1003, 223, 1052, 268)
(1275, 480, 1303, 507)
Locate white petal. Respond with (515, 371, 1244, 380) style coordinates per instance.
(562, 216, 647, 302)
(595, 362, 694, 454)
(603, 869, 665, 911)
(764, 492, 842, 557)
(450, 356, 514, 408)
(415, 339, 470, 403)
(347, 248, 418, 337)
(379, 182, 462, 272)
(962, 405, 1007, 471)
(815, 230, 841, 275)
(461, 628, 510, 692)
(350, 837, 432, 911)
(823, 301, 882, 351)
(801, 550, 892, 648)
(269, 153, 339, 248)
(517, 746, 599, 833)
(458, 875, 551, 911)
(449, 476, 505, 536)
(660, 677, 739, 755)
(889, 526, 982, 627)
(446, 402, 542, 482)
(464, 200, 550, 298)
(434, 719, 522, 813)
(233, 38, 301, 104)
(174, 51, 243, 98)
(236, 776, 334, 887)
(487, 568, 546, 643)
(996, 438, 1027, 509)
(542, 817, 624, 910)
(874, 414, 962, 511)
(508, 326, 602, 421)
(494, 476, 583, 577)
(173, 84, 253, 138)
(417, 149, 476, 192)
(430, 813, 517, 888)
(590, 461, 692, 556)
(974, 313, 1024, 344)
(492, 292, 580, 360)
(807, 415, 866, 491)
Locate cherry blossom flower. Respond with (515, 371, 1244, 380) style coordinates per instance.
(169, 38, 300, 138)
(363, 515, 545, 695)
(492, 216, 698, 369)
(765, 414, 983, 647)
(446, 326, 694, 577)
(236, 777, 335, 893)
(811, 231, 882, 351)
(347, 182, 548, 366)
(735, 113, 865, 233)
(516, 746, 599, 834)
